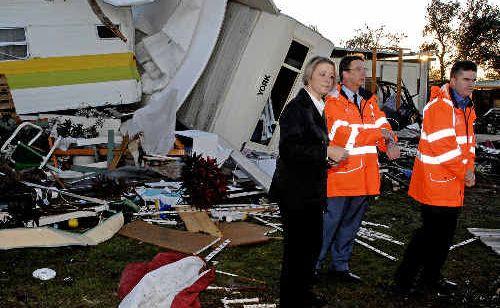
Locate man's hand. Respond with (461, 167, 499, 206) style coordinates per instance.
(465, 169, 475, 187)
(386, 143, 400, 160)
(327, 146, 348, 165)
(381, 128, 395, 143)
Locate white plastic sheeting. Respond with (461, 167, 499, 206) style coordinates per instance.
(136, 0, 202, 94)
(125, 0, 227, 154)
(136, 0, 227, 110)
(119, 256, 209, 308)
(233, 0, 278, 14)
(176, 130, 233, 165)
(132, 0, 181, 36)
(121, 89, 177, 155)
(103, 0, 157, 6)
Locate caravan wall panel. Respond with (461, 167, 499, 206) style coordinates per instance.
(12, 79, 141, 114)
(211, 12, 334, 149)
(177, 2, 260, 131)
(210, 11, 295, 149)
(0, 0, 134, 57)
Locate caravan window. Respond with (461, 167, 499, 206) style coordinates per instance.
(284, 41, 309, 70)
(97, 25, 120, 39)
(0, 28, 28, 61)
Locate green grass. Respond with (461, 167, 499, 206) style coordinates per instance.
(0, 188, 498, 307)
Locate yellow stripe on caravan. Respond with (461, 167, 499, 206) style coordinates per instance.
(0, 52, 140, 89)
(0, 53, 137, 75)
(6, 67, 139, 89)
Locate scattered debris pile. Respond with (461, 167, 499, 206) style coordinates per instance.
(378, 81, 421, 131)
(0, 110, 279, 305)
(0, 101, 498, 306)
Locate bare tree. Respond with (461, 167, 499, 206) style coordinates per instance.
(422, 0, 460, 81)
(343, 24, 407, 52)
(455, 0, 500, 76)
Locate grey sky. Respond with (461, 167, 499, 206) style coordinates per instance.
(272, 0, 432, 51)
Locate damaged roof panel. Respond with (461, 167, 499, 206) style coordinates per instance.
(233, 0, 279, 14)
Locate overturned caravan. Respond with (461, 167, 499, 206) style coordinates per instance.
(176, 3, 430, 152)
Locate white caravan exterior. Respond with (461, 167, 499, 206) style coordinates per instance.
(0, 0, 141, 114)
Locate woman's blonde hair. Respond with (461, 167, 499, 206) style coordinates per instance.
(302, 56, 336, 86)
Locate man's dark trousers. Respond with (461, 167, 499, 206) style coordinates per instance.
(395, 204, 461, 286)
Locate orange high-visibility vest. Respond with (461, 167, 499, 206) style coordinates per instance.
(408, 84, 476, 207)
(324, 85, 394, 197)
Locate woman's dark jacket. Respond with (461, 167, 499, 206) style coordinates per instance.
(270, 88, 329, 210)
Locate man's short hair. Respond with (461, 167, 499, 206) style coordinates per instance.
(339, 55, 364, 81)
(450, 60, 477, 78)
(302, 56, 336, 86)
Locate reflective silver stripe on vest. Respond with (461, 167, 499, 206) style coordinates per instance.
(421, 128, 456, 142)
(416, 148, 462, 164)
(348, 146, 377, 155)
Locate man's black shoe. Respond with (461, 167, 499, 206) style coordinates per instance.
(390, 283, 416, 296)
(312, 270, 321, 284)
(328, 270, 362, 283)
(305, 292, 327, 308)
(422, 278, 458, 296)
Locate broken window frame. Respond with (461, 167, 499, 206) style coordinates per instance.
(0, 27, 29, 61)
(249, 39, 310, 147)
(95, 24, 121, 40)
(284, 40, 309, 70)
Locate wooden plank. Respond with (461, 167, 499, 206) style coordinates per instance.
(371, 48, 377, 94)
(119, 220, 218, 254)
(177, 210, 222, 237)
(396, 48, 403, 110)
(219, 222, 272, 247)
(52, 147, 127, 156)
(0, 74, 15, 116)
(109, 134, 129, 170)
(53, 148, 96, 156)
(0, 104, 14, 110)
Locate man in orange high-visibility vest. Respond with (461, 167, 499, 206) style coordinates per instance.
(316, 55, 400, 283)
(395, 61, 477, 294)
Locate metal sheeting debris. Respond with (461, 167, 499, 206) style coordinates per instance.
(103, 0, 156, 6)
(467, 228, 500, 255)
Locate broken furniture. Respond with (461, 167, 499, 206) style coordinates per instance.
(44, 115, 127, 170)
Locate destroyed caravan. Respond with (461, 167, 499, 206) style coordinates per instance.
(177, 4, 430, 152)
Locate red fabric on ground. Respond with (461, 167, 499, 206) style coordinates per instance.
(117, 251, 190, 300)
(171, 267, 216, 308)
